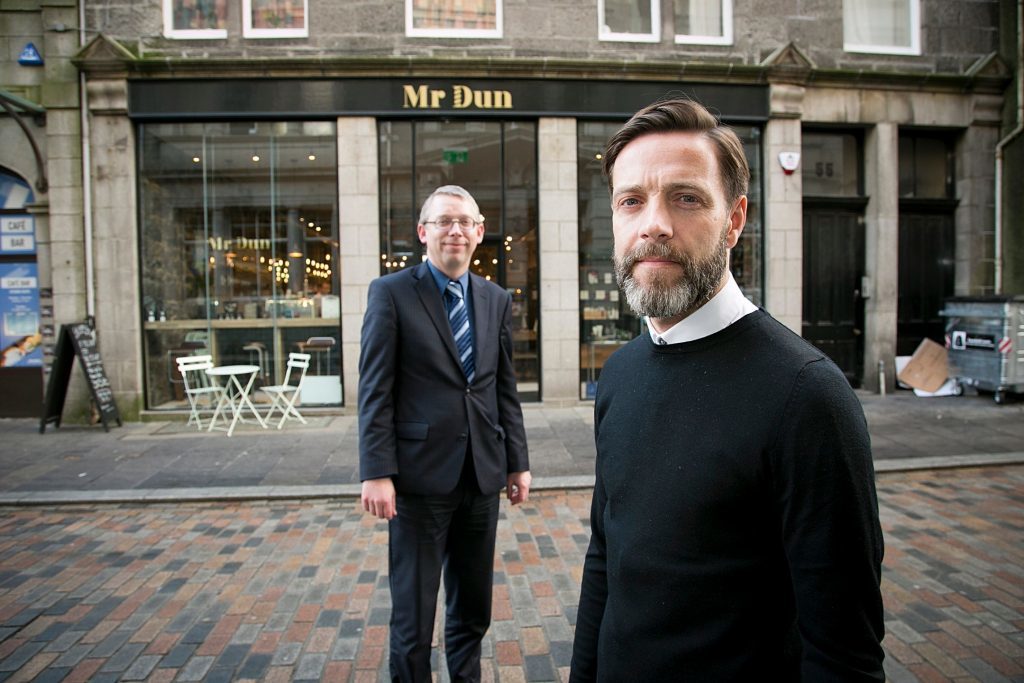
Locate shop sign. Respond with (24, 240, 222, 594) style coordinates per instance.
(0, 263, 42, 368)
(402, 84, 512, 110)
(0, 215, 35, 255)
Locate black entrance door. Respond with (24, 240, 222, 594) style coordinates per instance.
(897, 207, 956, 355)
(803, 204, 866, 386)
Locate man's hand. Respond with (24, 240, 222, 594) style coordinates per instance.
(507, 471, 532, 505)
(361, 477, 397, 520)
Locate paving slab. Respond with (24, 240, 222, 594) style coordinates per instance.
(0, 466, 1021, 682)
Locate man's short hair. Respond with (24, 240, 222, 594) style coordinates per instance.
(603, 98, 750, 204)
(418, 185, 482, 225)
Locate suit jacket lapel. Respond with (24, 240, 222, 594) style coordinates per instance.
(469, 273, 492, 373)
(413, 263, 463, 371)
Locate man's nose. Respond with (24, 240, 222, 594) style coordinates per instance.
(640, 201, 673, 242)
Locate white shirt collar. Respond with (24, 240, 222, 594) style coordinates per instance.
(647, 272, 758, 345)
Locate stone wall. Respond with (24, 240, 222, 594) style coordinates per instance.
(80, 0, 998, 75)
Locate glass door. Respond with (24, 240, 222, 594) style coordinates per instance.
(378, 119, 540, 400)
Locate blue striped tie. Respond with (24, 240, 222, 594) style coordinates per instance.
(445, 280, 475, 382)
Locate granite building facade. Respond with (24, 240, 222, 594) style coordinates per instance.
(1, 0, 1020, 417)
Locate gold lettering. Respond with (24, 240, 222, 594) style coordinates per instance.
(493, 90, 512, 108)
(430, 89, 446, 108)
(474, 89, 492, 109)
(453, 85, 472, 109)
(403, 84, 428, 108)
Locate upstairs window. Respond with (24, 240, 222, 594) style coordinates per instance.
(674, 0, 732, 45)
(243, 0, 309, 38)
(407, 0, 502, 38)
(163, 0, 228, 39)
(843, 0, 920, 55)
(599, 0, 660, 43)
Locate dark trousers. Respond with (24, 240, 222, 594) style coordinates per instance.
(388, 476, 499, 683)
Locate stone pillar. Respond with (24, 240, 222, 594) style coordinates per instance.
(87, 77, 143, 417)
(537, 117, 580, 404)
(955, 94, 1002, 295)
(763, 84, 805, 333)
(40, 2, 91, 419)
(337, 117, 380, 408)
(863, 122, 899, 393)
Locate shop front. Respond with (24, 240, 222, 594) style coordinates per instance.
(128, 76, 768, 408)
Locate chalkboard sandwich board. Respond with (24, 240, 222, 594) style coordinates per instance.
(40, 321, 122, 433)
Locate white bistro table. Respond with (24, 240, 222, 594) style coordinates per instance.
(205, 364, 267, 437)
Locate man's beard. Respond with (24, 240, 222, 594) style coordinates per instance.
(613, 233, 728, 320)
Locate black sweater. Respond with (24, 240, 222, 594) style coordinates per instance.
(570, 309, 885, 681)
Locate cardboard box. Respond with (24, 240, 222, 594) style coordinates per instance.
(897, 338, 949, 393)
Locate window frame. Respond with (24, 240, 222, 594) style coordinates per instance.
(162, 0, 228, 40)
(598, 0, 661, 43)
(843, 0, 921, 56)
(673, 0, 733, 46)
(405, 0, 504, 39)
(242, 0, 309, 39)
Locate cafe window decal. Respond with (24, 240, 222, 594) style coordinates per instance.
(163, 0, 228, 39)
(243, 0, 309, 38)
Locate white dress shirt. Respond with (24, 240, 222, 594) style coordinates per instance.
(647, 272, 758, 345)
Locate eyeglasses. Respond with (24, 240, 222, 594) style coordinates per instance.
(423, 216, 481, 230)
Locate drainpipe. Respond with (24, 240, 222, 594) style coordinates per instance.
(994, 0, 1024, 294)
(79, 0, 96, 320)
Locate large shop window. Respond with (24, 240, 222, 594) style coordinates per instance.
(577, 121, 762, 399)
(378, 120, 539, 400)
(843, 0, 920, 55)
(138, 121, 340, 411)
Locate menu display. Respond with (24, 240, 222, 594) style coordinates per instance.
(40, 322, 122, 433)
(0, 262, 42, 368)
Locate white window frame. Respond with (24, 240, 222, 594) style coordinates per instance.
(674, 0, 733, 46)
(598, 0, 661, 43)
(243, 0, 309, 38)
(162, 0, 227, 39)
(843, 0, 921, 56)
(405, 0, 503, 39)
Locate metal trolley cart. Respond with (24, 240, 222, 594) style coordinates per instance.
(940, 296, 1024, 404)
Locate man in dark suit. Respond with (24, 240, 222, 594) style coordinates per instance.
(359, 185, 531, 683)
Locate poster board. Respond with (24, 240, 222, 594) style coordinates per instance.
(39, 321, 122, 433)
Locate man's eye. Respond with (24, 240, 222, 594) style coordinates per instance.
(620, 197, 641, 207)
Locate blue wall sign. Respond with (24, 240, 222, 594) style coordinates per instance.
(18, 43, 44, 66)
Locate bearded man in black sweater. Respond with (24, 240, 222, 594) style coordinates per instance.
(569, 98, 885, 681)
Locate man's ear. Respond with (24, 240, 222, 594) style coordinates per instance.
(416, 224, 428, 245)
(725, 195, 747, 249)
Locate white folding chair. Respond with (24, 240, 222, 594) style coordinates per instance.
(176, 354, 220, 429)
(260, 352, 311, 429)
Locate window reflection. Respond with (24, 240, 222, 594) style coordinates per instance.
(378, 120, 539, 399)
(138, 121, 341, 409)
(577, 121, 762, 399)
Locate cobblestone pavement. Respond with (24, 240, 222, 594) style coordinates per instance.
(0, 466, 1021, 682)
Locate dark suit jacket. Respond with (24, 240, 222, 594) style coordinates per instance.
(358, 262, 529, 496)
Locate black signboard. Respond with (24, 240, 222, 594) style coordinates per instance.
(39, 322, 122, 433)
(128, 78, 769, 122)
